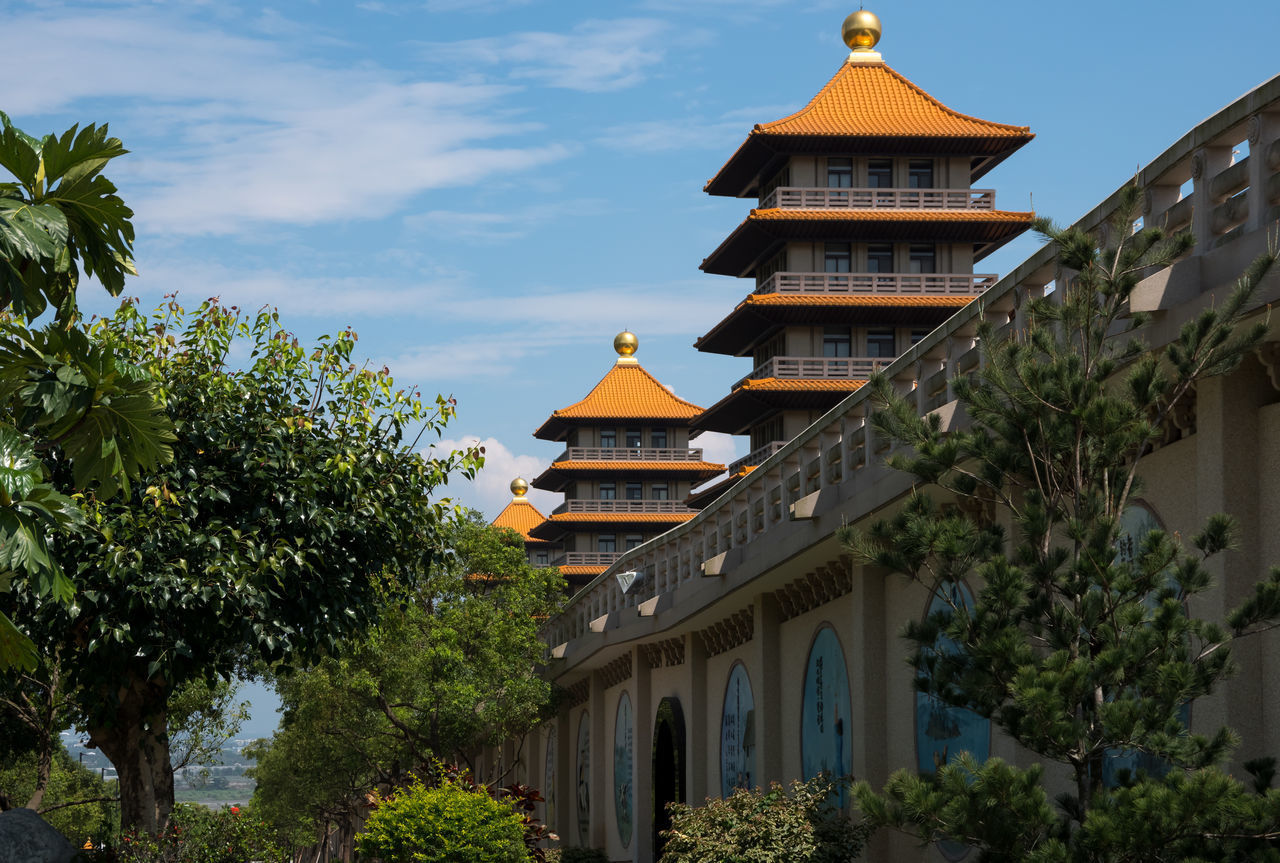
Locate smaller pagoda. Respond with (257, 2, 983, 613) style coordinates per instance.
(491, 477, 559, 568)
(529, 332, 725, 588)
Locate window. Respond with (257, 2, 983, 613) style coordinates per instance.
(600, 429, 616, 448)
(823, 327, 851, 358)
(599, 482, 616, 500)
(626, 427, 642, 448)
(866, 328, 896, 358)
(867, 158, 893, 188)
(625, 534, 644, 551)
(867, 243, 894, 273)
(908, 244, 936, 274)
(826, 157, 852, 188)
(824, 242, 851, 273)
(910, 329, 929, 346)
(598, 534, 616, 553)
(908, 159, 934, 189)
(651, 483, 669, 500)
(650, 428, 668, 448)
(534, 551, 549, 566)
(625, 482, 643, 501)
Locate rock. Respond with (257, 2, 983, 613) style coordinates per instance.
(0, 808, 77, 863)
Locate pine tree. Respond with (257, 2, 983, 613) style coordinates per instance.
(840, 185, 1280, 862)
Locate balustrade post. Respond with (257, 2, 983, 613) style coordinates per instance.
(1247, 112, 1280, 231)
(1191, 146, 1233, 253)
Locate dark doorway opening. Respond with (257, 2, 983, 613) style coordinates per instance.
(652, 697, 686, 858)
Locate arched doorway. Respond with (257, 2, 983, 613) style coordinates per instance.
(651, 697, 686, 858)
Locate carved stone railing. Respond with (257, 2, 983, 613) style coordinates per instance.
(541, 74, 1280, 657)
(552, 552, 623, 567)
(728, 441, 787, 474)
(553, 500, 696, 515)
(557, 447, 704, 462)
(760, 186, 995, 210)
(736, 356, 886, 388)
(756, 271, 996, 296)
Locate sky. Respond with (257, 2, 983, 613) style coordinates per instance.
(6, 0, 1278, 736)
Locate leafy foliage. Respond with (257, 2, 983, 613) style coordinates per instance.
(3, 297, 480, 833)
(248, 512, 563, 847)
(545, 848, 608, 863)
(0, 114, 173, 671)
(0, 743, 116, 844)
(168, 679, 249, 778)
(840, 187, 1280, 861)
(659, 775, 871, 863)
(98, 803, 288, 863)
(355, 776, 528, 863)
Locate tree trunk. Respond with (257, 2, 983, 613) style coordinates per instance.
(87, 675, 174, 835)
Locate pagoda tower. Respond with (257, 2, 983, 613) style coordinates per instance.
(692, 10, 1034, 476)
(528, 332, 725, 589)
(490, 477, 559, 568)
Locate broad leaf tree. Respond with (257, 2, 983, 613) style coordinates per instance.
(5, 298, 480, 834)
(248, 512, 564, 850)
(0, 113, 173, 670)
(841, 188, 1280, 861)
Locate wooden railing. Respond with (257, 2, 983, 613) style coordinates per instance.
(737, 356, 886, 388)
(553, 500, 696, 515)
(558, 447, 705, 462)
(729, 441, 787, 474)
(760, 186, 995, 210)
(757, 271, 996, 296)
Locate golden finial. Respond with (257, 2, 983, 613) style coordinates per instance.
(510, 477, 529, 499)
(842, 9, 882, 63)
(614, 330, 639, 365)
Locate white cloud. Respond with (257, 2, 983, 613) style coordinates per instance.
(428, 436, 557, 520)
(0, 8, 569, 238)
(418, 19, 671, 92)
(403, 197, 614, 242)
(695, 431, 744, 467)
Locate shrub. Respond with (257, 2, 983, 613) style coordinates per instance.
(356, 776, 528, 863)
(659, 775, 871, 863)
(101, 802, 287, 862)
(544, 848, 608, 863)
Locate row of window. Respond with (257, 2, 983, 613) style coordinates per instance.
(826, 157, 934, 189)
(597, 482, 669, 501)
(598, 534, 646, 552)
(824, 242, 936, 274)
(822, 327, 929, 358)
(589, 428, 668, 448)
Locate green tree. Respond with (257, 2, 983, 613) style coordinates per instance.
(840, 188, 1280, 861)
(248, 513, 563, 847)
(4, 298, 480, 835)
(0, 743, 116, 844)
(0, 113, 173, 670)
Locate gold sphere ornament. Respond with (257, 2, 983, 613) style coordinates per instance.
(842, 9, 881, 51)
(614, 330, 639, 358)
(510, 477, 529, 498)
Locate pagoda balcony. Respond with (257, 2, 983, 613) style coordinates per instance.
(728, 440, 787, 474)
(736, 355, 889, 388)
(759, 186, 995, 211)
(552, 551, 622, 567)
(556, 446, 705, 462)
(756, 271, 996, 297)
(552, 499, 697, 515)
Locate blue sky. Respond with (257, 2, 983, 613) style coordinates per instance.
(6, 0, 1278, 734)
(6, 0, 1279, 520)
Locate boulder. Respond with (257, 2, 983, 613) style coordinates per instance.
(0, 808, 76, 863)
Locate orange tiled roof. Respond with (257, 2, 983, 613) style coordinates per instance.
(743, 294, 972, 309)
(559, 565, 608, 577)
(546, 460, 726, 472)
(534, 363, 705, 440)
(737, 378, 866, 392)
(749, 208, 1032, 224)
(545, 512, 696, 524)
(491, 498, 553, 544)
(686, 464, 756, 509)
(701, 209, 1033, 277)
(705, 61, 1034, 196)
(758, 62, 1031, 139)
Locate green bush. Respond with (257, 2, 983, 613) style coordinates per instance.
(659, 775, 871, 863)
(544, 849, 607, 863)
(102, 802, 287, 862)
(356, 777, 528, 863)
